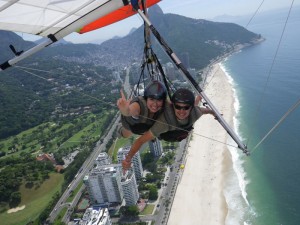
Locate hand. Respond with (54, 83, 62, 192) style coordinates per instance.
(117, 89, 131, 116)
(122, 157, 132, 174)
(195, 95, 202, 106)
(214, 112, 223, 120)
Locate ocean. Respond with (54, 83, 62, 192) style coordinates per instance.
(221, 6, 300, 225)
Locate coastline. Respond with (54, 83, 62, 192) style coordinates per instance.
(167, 63, 235, 225)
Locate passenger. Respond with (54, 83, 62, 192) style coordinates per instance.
(117, 80, 167, 138)
(122, 88, 215, 171)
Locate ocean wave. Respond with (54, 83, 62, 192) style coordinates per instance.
(220, 62, 257, 224)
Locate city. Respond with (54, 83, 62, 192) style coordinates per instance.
(48, 114, 190, 225)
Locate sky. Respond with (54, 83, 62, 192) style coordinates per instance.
(20, 0, 299, 44)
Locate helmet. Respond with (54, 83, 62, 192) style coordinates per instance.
(171, 88, 195, 106)
(144, 81, 167, 100)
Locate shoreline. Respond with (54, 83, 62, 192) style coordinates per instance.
(167, 63, 235, 225)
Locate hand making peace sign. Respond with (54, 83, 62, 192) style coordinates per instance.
(117, 89, 131, 116)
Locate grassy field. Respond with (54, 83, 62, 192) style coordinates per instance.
(0, 173, 64, 225)
(108, 137, 131, 163)
(0, 112, 116, 224)
(140, 204, 155, 215)
(0, 112, 111, 157)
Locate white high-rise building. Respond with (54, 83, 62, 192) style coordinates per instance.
(121, 171, 139, 206)
(117, 146, 143, 181)
(149, 138, 163, 157)
(95, 152, 111, 167)
(84, 166, 123, 204)
(79, 207, 112, 225)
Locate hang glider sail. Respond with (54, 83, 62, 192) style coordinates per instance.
(0, 0, 159, 70)
(79, 0, 160, 34)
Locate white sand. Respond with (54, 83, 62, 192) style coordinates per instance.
(7, 205, 26, 213)
(168, 63, 234, 225)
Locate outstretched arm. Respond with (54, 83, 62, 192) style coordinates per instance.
(122, 131, 155, 171)
(200, 107, 215, 116)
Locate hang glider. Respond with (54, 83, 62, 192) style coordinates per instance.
(134, 8, 249, 155)
(0, 0, 160, 70)
(0, 0, 249, 154)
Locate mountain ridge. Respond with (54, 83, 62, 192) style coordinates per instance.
(1, 5, 261, 71)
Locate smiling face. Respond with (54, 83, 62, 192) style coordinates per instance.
(146, 98, 164, 113)
(173, 102, 192, 120)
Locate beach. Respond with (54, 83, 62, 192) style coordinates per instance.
(167, 63, 235, 225)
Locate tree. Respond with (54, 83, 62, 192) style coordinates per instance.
(119, 205, 139, 217)
(0, 151, 5, 157)
(148, 185, 158, 200)
(9, 191, 21, 207)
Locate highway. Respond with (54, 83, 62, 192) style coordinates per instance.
(124, 139, 189, 224)
(49, 65, 131, 224)
(48, 113, 120, 223)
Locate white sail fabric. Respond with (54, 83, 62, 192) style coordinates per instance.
(0, 0, 126, 38)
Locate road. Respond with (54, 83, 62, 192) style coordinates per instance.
(48, 113, 120, 223)
(148, 140, 188, 224)
(49, 66, 131, 223)
(117, 139, 189, 224)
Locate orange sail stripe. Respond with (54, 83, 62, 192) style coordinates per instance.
(78, 0, 160, 34)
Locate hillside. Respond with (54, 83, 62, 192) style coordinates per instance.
(0, 56, 120, 139)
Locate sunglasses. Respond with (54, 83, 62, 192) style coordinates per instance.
(174, 104, 191, 110)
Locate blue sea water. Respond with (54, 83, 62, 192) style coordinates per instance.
(222, 6, 300, 225)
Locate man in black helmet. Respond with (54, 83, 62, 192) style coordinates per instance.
(117, 80, 167, 138)
(122, 88, 215, 171)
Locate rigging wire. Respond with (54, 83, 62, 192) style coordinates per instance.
(245, 0, 265, 28)
(15, 66, 115, 107)
(196, 0, 263, 92)
(247, 0, 296, 151)
(13, 65, 240, 151)
(252, 98, 300, 152)
(191, 0, 266, 113)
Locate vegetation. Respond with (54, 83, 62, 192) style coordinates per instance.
(0, 154, 55, 206)
(66, 182, 83, 202)
(140, 204, 155, 215)
(150, 12, 261, 69)
(0, 110, 116, 224)
(0, 173, 63, 225)
(0, 58, 120, 140)
(120, 205, 139, 217)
